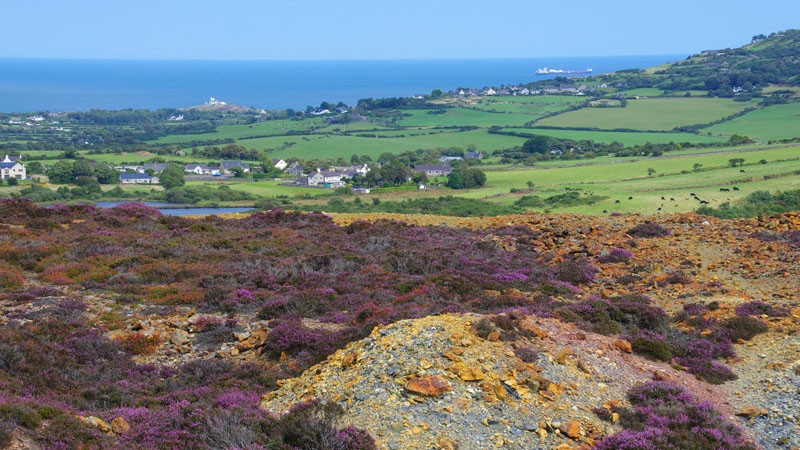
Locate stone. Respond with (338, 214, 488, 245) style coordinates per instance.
(111, 417, 130, 434)
(437, 436, 457, 450)
(556, 348, 575, 364)
(404, 376, 452, 396)
(86, 416, 112, 433)
(736, 406, 768, 417)
(652, 370, 672, 381)
(456, 363, 485, 381)
(341, 351, 358, 369)
(169, 330, 189, 346)
(614, 339, 632, 353)
(559, 420, 582, 439)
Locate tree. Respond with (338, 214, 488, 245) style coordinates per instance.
(47, 160, 75, 184)
(647, 168, 656, 177)
(693, 163, 703, 172)
(526, 181, 535, 189)
(430, 88, 443, 98)
(522, 135, 551, 154)
(6, 178, 18, 187)
(728, 158, 745, 168)
(26, 161, 44, 174)
(72, 159, 94, 178)
(448, 167, 486, 189)
(93, 163, 118, 184)
(159, 163, 186, 189)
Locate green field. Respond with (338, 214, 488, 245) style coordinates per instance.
(701, 102, 800, 142)
(153, 117, 327, 144)
(395, 108, 532, 127)
(496, 128, 726, 146)
(238, 129, 528, 159)
(536, 97, 758, 131)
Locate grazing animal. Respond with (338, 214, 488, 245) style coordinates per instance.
(720, 188, 730, 192)
(628, 196, 633, 200)
(661, 196, 666, 200)
(615, 200, 620, 204)
(690, 193, 696, 196)
(700, 200, 709, 204)
(657, 208, 662, 211)
(669, 197, 675, 201)
(602, 210, 607, 213)
(733, 186, 739, 191)
(740, 169, 745, 173)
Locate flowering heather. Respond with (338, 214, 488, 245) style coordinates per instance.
(595, 381, 756, 450)
(627, 222, 671, 238)
(735, 300, 790, 317)
(597, 248, 632, 263)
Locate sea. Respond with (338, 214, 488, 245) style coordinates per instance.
(0, 55, 685, 113)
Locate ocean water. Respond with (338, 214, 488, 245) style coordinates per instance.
(0, 55, 684, 112)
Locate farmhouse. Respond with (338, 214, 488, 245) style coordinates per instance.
(271, 159, 288, 170)
(304, 170, 346, 188)
(142, 163, 170, 174)
(414, 164, 452, 178)
(119, 173, 159, 184)
(0, 155, 25, 180)
(184, 164, 218, 175)
(285, 162, 304, 176)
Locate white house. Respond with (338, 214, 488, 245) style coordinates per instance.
(119, 173, 159, 184)
(0, 155, 25, 180)
(185, 163, 218, 175)
(271, 159, 288, 170)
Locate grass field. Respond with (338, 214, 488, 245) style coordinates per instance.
(395, 108, 533, 127)
(153, 117, 327, 144)
(239, 129, 528, 159)
(496, 127, 726, 146)
(701, 102, 800, 142)
(536, 97, 759, 131)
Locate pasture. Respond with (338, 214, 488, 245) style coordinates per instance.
(496, 127, 726, 146)
(701, 102, 800, 142)
(535, 97, 759, 131)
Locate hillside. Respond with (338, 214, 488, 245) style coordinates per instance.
(0, 201, 798, 449)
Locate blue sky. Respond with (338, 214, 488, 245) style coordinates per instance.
(3, 0, 797, 59)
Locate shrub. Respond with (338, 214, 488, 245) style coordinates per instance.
(117, 332, 162, 355)
(514, 345, 538, 363)
(735, 301, 789, 317)
(473, 318, 495, 339)
(722, 316, 768, 341)
(556, 258, 598, 285)
(595, 381, 755, 450)
(629, 330, 672, 361)
(627, 222, 671, 238)
(0, 264, 24, 289)
(264, 399, 376, 450)
(597, 248, 632, 263)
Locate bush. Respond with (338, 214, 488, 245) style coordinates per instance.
(722, 316, 768, 341)
(116, 332, 162, 355)
(513, 345, 538, 363)
(627, 222, 671, 238)
(735, 301, 789, 317)
(264, 399, 376, 450)
(597, 248, 631, 263)
(473, 318, 495, 339)
(595, 381, 755, 450)
(629, 330, 672, 361)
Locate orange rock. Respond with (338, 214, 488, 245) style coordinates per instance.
(456, 363, 485, 381)
(556, 348, 575, 364)
(111, 417, 130, 435)
(437, 436, 457, 450)
(341, 351, 358, 369)
(404, 376, 452, 397)
(736, 406, 768, 417)
(560, 420, 582, 439)
(613, 339, 632, 353)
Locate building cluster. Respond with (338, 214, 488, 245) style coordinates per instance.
(116, 160, 251, 184)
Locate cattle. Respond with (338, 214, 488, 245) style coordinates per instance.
(602, 210, 608, 213)
(615, 200, 620, 204)
(628, 196, 633, 200)
(740, 169, 745, 173)
(669, 197, 675, 201)
(733, 186, 740, 191)
(720, 188, 730, 192)
(690, 193, 696, 196)
(700, 200, 709, 204)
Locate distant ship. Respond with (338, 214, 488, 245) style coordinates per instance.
(536, 67, 593, 75)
